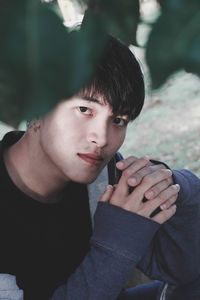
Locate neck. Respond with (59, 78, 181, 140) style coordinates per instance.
(3, 130, 69, 204)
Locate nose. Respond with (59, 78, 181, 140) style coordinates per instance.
(87, 119, 109, 148)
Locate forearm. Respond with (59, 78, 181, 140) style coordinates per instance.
(138, 169, 200, 285)
(51, 202, 160, 300)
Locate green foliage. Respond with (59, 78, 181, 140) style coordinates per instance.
(88, 0, 140, 45)
(1, 0, 200, 126)
(0, 0, 107, 126)
(146, 0, 200, 88)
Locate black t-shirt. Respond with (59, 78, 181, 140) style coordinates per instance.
(0, 131, 92, 300)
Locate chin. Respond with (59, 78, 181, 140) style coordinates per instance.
(71, 173, 100, 185)
(76, 177, 98, 185)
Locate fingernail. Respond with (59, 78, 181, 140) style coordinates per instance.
(116, 161, 124, 168)
(160, 204, 166, 210)
(106, 185, 113, 190)
(173, 204, 177, 210)
(128, 177, 137, 185)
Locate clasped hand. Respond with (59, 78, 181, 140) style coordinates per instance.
(100, 156, 179, 224)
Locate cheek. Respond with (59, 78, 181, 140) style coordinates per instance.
(110, 129, 126, 151)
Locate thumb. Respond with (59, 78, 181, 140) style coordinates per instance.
(99, 185, 114, 202)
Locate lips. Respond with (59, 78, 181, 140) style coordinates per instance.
(78, 153, 103, 166)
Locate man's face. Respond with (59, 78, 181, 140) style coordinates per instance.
(39, 95, 129, 184)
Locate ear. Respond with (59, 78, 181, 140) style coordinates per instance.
(28, 119, 41, 133)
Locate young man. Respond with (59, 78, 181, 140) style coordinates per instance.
(0, 36, 200, 300)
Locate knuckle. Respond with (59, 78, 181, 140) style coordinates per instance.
(143, 166, 152, 173)
(159, 163, 167, 169)
(165, 199, 172, 207)
(123, 168, 132, 177)
(163, 197, 175, 209)
(142, 174, 151, 184)
(147, 186, 158, 198)
(160, 169, 167, 176)
(151, 185, 159, 195)
(161, 169, 172, 178)
(129, 155, 137, 159)
(157, 193, 165, 202)
(128, 155, 137, 162)
(140, 156, 149, 164)
(155, 163, 165, 170)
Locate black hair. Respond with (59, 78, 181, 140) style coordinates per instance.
(79, 36, 145, 121)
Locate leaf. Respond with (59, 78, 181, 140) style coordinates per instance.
(89, 0, 140, 45)
(146, 0, 200, 88)
(0, 0, 107, 126)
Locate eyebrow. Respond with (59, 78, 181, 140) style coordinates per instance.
(81, 95, 105, 106)
(78, 95, 129, 119)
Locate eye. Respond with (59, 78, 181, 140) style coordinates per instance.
(113, 117, 128, 127)
(78, 106, 92, 115)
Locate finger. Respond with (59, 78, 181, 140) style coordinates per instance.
(116, 155, 149, 170)
(160, 194, 178, 210)
(144, 177, 172, 200)
(121, 169, 172, 213)
(127, 164, 165, 187)
(131, 169, 173, 203)
(116, 156, 138, 170)
(116, 156, 150, 197)
(156, 164, 174, 185)
(152, 204, 177, 224)
(99, 185, 114, 202)
(143, 184, 180, 215)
